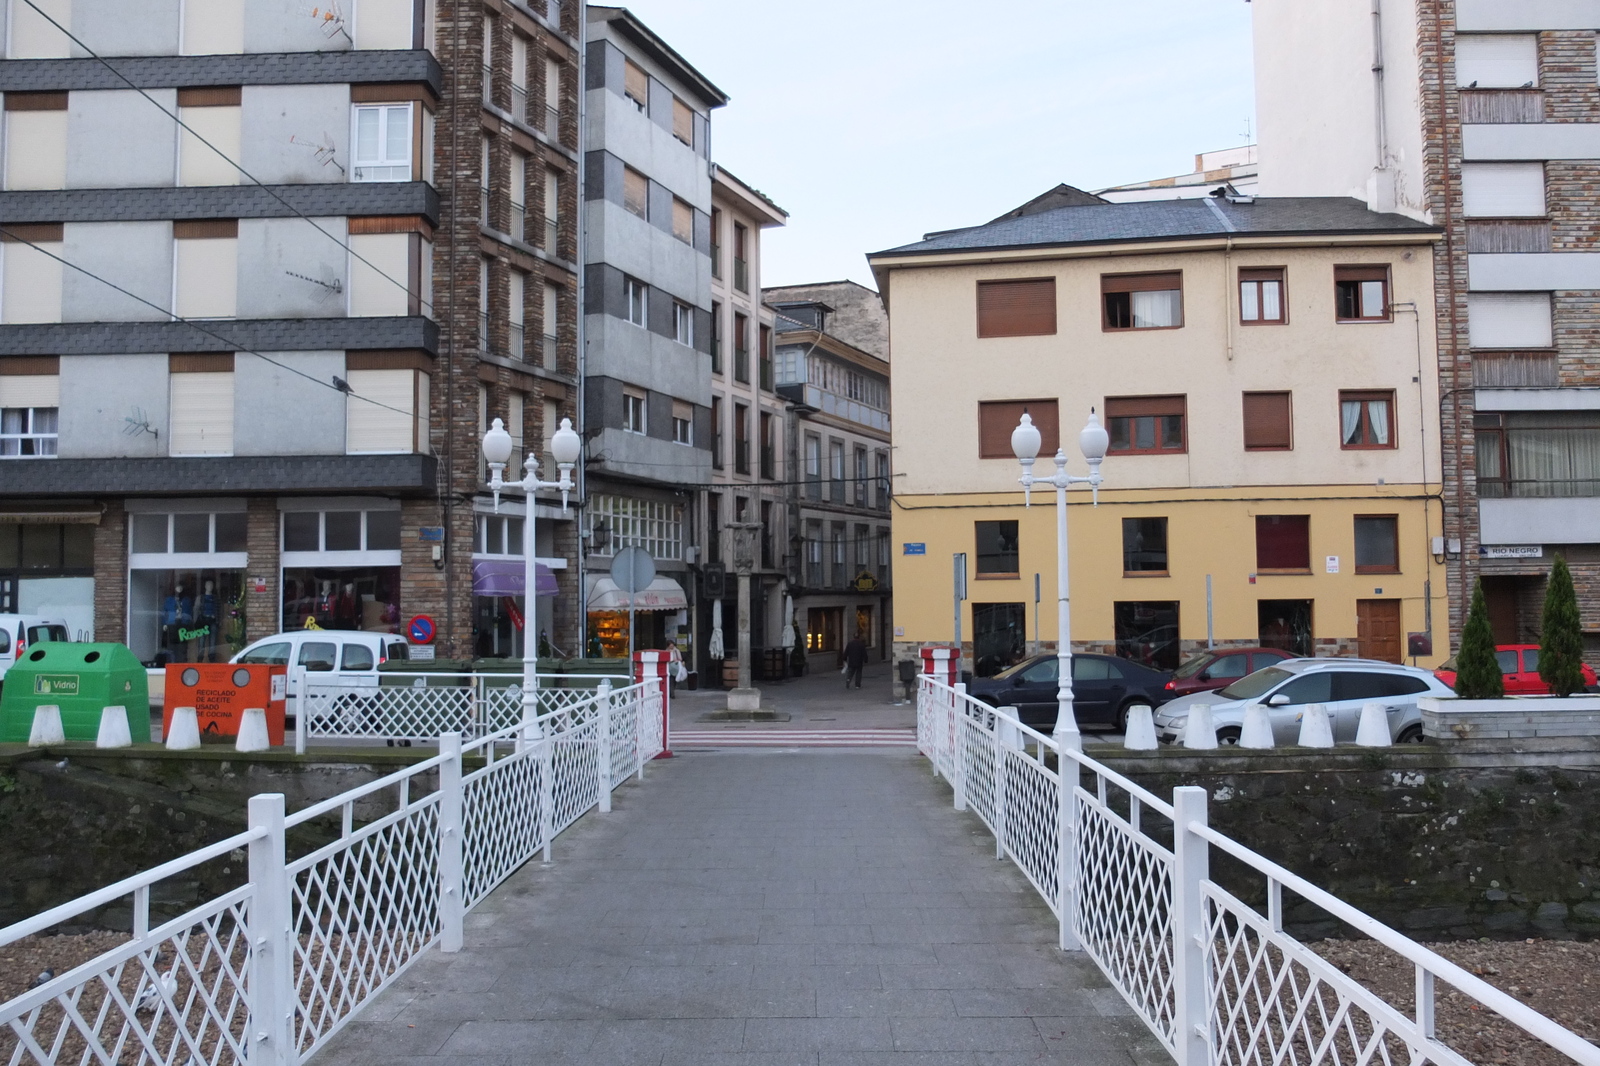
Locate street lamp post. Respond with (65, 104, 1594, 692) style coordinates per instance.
(1010, 410, 1110, 751)
(482, 415, 583, 737)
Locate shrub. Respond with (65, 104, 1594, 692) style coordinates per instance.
(1539, 555, 1586, 697)
(1454, 579, 1503, 700)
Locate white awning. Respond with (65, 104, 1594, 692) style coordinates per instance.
(589, 576, 688, 612)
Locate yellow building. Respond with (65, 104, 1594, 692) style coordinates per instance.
(867, 192, 1447, 676)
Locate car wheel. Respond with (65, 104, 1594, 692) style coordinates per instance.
(1216, 726, 1242, 747)
(1115, 701, 1149, 733)
(1397, 724, 1424, 744)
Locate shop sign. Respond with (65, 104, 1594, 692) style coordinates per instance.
(1480, 545, 1542, 559)
(32, 674, 79, 696)
(852, 571, 880, 592)
(419, 527, 445, 542)
(903, 543, 926, 556)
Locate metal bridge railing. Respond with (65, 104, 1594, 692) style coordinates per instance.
(916, 675, 1600, 1066)
(0, 678, 665, 1066)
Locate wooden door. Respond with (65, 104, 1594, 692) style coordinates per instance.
(1480, 577, 1520, 644)
(1356, 600, 1403, 663)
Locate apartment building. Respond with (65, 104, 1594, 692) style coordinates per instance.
(765, 282, 893, 666)
(0, 0, 579, 661)
(868, 197, 1446, 676)
(1253, 0, 1600, 655)
(1096, 146, 1260, 203)
(702, 165, 786, 680)
(579, 7, 723, 659)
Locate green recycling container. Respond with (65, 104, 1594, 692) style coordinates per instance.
(0, 643, 151, 743)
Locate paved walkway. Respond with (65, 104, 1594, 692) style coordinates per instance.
(317, 746, 1168, 1066)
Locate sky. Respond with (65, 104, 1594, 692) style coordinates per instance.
(621, 0, 1259, 290)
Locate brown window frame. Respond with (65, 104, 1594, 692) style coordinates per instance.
(978, 399, 1059, 459)
(1339, 390, 1396, 450)
(976, 278, 1057, 338)
(1239, 267, 1287, 325)
(1353, 514, 1400, 574)
(1241, 391, 1293, 451)
(1106, 395, 1187, 456)
(1102, 272, 1184, 332)
(1255, 515, 1312, 573)
(1335, 265, 1391, 322)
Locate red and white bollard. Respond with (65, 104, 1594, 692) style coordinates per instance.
(919, 646, 960, 687)
(633, 650, 673, 758)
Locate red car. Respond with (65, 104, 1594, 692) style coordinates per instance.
(1161, 646, 1296, 700)
(1434, 644, 1598, 695)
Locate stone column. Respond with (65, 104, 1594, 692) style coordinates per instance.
(727, 522, 762, 712)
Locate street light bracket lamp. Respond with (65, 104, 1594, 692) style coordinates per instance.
(1010, 408, 1111, 750)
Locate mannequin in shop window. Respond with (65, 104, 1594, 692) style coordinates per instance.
(334, 582, 358, 630)
(197, 579, 218, 659)
(162, 582, 193, 655)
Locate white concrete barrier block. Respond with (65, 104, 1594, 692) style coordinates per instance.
(1123, 705, 1158, 750)
(166, 706, 201, 750)
(1182, 703, 1217, 750)
(1240, 705, 1275, 749)
(235, 708, 270, 753)
(28, 705, 64, 747)
(95, 705, 132, 749)
(1298, 703, 1335, 748)
(1355, 702, 1392, 747)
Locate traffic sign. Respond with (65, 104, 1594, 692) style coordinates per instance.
(407, 614, 436, 644)
(610, 546, 656, 594)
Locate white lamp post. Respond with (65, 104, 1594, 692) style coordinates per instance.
(483, 415, 583, 736)
(1011, 410, 1110, 751)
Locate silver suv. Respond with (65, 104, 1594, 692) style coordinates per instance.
(1153, 658, 1454, 746)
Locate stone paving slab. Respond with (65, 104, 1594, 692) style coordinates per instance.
(314, 749, 1170, 1066)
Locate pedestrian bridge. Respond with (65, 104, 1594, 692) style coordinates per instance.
(0, 676, 1594, 1066)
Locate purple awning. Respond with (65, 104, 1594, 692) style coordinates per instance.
(472, 559, 559, 597)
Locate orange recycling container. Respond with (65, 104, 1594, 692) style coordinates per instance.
(163, 663, 287, 746)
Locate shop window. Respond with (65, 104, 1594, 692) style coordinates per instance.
(1114, 600, 1180, 671)
(351, 103, 413, 182)
(127, 506, 248, 666)
(1259, 599, 1313, 657)
(474, 513, 525, 556)
(1103, 272, 1183, 331)
(1256, 515, 1311, 572)
(1122, 517, 1168, 574)
(1107, 395, 1185, 455)
(971, 602, 1025, 677)
(975, 520, 1019, 577)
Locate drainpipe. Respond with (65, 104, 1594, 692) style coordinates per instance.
(574, 7, 589, 659)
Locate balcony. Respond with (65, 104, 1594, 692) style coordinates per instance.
(711, 242, 721, 279)
(854, 481, 866, 508)
(1467, 220, 1550, 254)
(510, 202, 525, 242)
(734, 441, 750, 475)
(478, 312, 489, 352)
(734, 346, 750, 384)
(480, 187, 490, 229)
(806, 476, 820, 501)
(830, 478, 844, 504)
(546, 105, 561, 140)
(542, 332, 558, 369)
(544, 213, 558, 254)
(775, 383, 891, 433)
(711, 336, 722, 375)
(510, 322, 524, 361)
(760, 445, 775, 480)
(482, 64, 493, 107)
(711, 434, 723, 470)
(1474, 351, 1558, 388)
(1459, 90, 1543, 124)
(759, 357, 773, 392)
(512, 83, 528, 124)
(734, 257, 748, 293)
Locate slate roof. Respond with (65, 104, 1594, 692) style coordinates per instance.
(873, 197, 1437, 259)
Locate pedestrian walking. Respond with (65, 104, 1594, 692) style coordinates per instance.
(843, 632, 868, 689)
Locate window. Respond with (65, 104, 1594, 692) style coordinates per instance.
(975, 520, 1019, 577)
(481, 14, 497, 106)
(346, 366, 428, 454)
(478, 256, 490, 347)
(622, 388, 646, 434)
(1340, 390, 1395, 449)
(876, 451, 890, 510)
(1107, 395, 1186, 455)
(280, 508, 401, 553)
(473, 513, 524, 557)
(589, 495, 684, 561)
(1354, 515, 1399, 573)
(509, 151, 526, 240)
(1335, 266, 1390, 321)
(710, 395, 723, 468)
(978, 400, 1058, 459)
(623, 59, 648, 111)
(805, 433, 821, 499)
(673, 301, 694, 346)
(511, 34, 529, 120)
(760, 324, 773, 390)
(3, 93, 67, 191)
(174, 220, 238, 319)
(480, 136, 492, 227)
(1103, 272, 1183, 330)
(347, 227, 428, 318)
(829, 439, 845, 502)
(1259, 600, 1313, 657)
(733, 312, 750, 383)
(130, 510, 245, 555)
(1456, 34, 1539, 88)
(0, 226, 62, 323)
(976, 278, 1056, 338)
(543, 281, 561, 368)
(1242, 392, 1293, 451)
(177, 87, 241, 187)
(672, 97, 693, 146)
(734, 403, 749, 473)
(544, 56, 562, 137)
(8, 0, 69, 58)
(1122, 517, 1168, 574)
(508, 270, 525, 359)
(543, 167, 560, 251)
(624, 276, 647, 326)
(710, 207, 722, 279)
(1114, 601, 1180, 671)
(710, 301, 723, 374)
(760, 411, 775, 479)
(352, 103, 412, 182)
(1476, 411, 1600, 498)
(672, 400, 693, 446)
(733, 223, 749, 292)
(169, 359, 234, 456)
(854, 446, 868, 506)
(1469, 292, 1552, 349)
(623, 167, 649, 220)
(671, 197, 693, 243)
(1461, 163, 1545, 218)
(1255, 515, 1311, 572)
(0, 374, 57, 457)
(1239, 268, 1285, 324)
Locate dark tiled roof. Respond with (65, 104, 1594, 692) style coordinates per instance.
(874, 197, 1437, 258)
(0, 317, 437, 357)
(0, 455, 437, 496)
(0, 50, 443, 94)
(0, 182, 438, 225)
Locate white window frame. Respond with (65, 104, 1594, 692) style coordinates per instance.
(351, 102, 414, 183)
(277, 502, 404, 569)
(0, 404, 56, 457)
(673, 300, 694, 346)
(622, 389, 646, 435)
(625, 276, 647, 327)
(672, 404, 693, 446)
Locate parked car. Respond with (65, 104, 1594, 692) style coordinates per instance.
(1433, 644, 1598, 695)
(965, 652, 1173, 731)
(0, 614, 70, 691)
(1153, 658, 1453, 746)
(232, 631, 410, 696)
(1163, 646, 1296, 700)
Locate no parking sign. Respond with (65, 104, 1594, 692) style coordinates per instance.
(407, 614, 436, 644)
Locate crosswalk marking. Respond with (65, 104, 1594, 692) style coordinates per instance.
(671, 729, 917, 748)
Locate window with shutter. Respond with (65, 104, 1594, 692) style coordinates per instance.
(1455, 34, 1539, 88)
(1103, 272, 1183, 331)
(174, 221, 239, 320)
(348, 232, 411, 317)
(976, 279, 1056, 338)
(672, 197, 693, 243)
(623, 167, 648, 219)
(623, 60, 648, 110)
(169, 368, 234, 456)
(4, 94, 68, 191)
(978, 400, 1058, 459)
(1469, 292, 1552, 348)
(1242, 392, 1293, 451)
(345, 368, 420, 453)
(1461, 163, 1545, 217)
(1255, 515, 1310, 571)
(1106, 395, 1186, 455)
(0, 229, 63, 324)
(672, 97, 693, 146)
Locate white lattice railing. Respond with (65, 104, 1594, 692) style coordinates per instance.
(0, 677, 665, 1066)
(294, 671, 633, 748)
(916, 675, 1600, 1066)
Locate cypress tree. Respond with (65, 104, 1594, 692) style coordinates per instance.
(1539, 555, 1585, 698)
(1454, 579, 1503, 700)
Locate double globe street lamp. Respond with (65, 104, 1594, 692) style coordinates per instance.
(1009, 409, 1110, 751)
(482, 415, 584, 733)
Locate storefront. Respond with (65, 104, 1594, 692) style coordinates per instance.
(586, 575, 688, 658)
(0, 514, 96, 642)
(126, 501, 248, 664)
(279, 500, 402, 634)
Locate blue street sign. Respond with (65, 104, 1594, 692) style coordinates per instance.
(903, 543, 927, 555)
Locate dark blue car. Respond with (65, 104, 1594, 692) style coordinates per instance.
(965, 653, 1174, 732)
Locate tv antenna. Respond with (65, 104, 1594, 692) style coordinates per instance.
(123, 408, 159, 440)
(288, 133, 346, 175)
(285, 270, 343, 299)
(303, 2, 352, 43)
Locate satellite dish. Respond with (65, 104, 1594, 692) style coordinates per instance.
(610, 546, 655, 595)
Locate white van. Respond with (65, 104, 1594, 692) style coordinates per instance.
(0, 614, 71, 688)
(231, 631, 411, 698)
